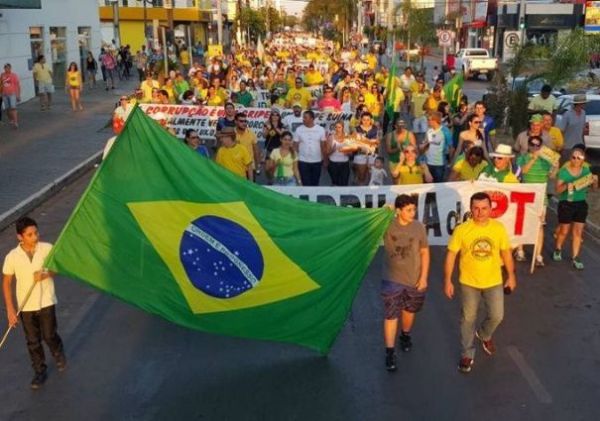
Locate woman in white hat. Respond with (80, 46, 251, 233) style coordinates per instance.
(478, 144, 519, 183)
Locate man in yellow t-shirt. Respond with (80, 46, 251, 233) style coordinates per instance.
(215, 128, 252, 179)
(234, 112, 259, 178)
(304, 64, 324, 86)
(444, 192, 516, 373)
(286, 78, 312, 109)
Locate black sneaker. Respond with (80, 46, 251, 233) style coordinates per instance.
(385, 351, 397, 371)
(399, 333, 412, 352)
(30, 371, 47, 390)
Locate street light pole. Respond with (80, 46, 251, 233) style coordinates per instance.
(216, 0, 223, 45)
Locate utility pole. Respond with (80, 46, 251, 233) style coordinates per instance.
(518, 0, 527, 46)
(217, 0, 223, 45)
(110, 0, 121, 48)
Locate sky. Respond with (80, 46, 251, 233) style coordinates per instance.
(280, 0, 308, 17)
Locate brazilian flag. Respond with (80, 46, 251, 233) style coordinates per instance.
(45, 108, 392, 353)
(443, 72, 464, 112)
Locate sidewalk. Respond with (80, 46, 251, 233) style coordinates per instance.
(0, 76, 139, 229)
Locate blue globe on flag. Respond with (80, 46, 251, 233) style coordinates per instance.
(180, 216, 264, 299)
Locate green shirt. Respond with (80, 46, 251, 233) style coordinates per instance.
(236, 90, 254, 107)
(478, 164, 519, 183)
(558, 166, 592, 202)
(516, 154, 552, 184)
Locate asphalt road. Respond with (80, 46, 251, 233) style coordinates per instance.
(1, 169, 600, 421)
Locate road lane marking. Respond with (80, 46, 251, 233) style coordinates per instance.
(507, 345, 553, 404)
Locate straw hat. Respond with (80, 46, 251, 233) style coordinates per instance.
(216, 127, 236, 139)
(572, 94, 588, 104)
(489, 144, 514, 158)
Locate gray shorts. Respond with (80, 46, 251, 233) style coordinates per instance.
(2, 94, 17, 109)
(37, 81, 55, 94)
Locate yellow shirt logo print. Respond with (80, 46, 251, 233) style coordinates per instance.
(128, 201, 320, 314)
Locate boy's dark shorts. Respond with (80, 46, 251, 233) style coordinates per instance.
(558, 200, 588, 224)
(382, 284, 426, 319)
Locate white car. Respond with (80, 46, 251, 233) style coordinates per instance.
(455, 48, 498, 81)
(556, 94, 600, 149)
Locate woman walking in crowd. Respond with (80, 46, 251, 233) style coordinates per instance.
(353, 112, 379, 185)
(391, 144, 433, 185)
(385, 118, 417, 182)
(553, 144, 598, 270)
(65, 62, 83, 112)
(327, 121, 351, 186)
(454, 113, 489, 162)
(267, 131, 302, 186)
(85, 51, 97, 89)
(263, 110, 285, 184)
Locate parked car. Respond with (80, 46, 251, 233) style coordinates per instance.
(555, 94, 600, 149)
(507, 77, 565, 98)
(455, 48, 498, 81)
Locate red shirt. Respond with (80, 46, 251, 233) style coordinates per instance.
(1, 72, 20, 96)
(318, 97, 341, 112)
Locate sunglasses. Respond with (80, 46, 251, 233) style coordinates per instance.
(472, 121, 481, 124)
(238, 120, 248, 123)
(493, 156, 507, 160)
(529, 143, 541, 148)
(571, 155, 584, 160)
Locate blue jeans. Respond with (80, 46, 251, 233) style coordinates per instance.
(460, 284, 504, 359)
(427, 164, 446, 183)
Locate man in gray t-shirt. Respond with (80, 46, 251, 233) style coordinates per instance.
(381, 194, 430, 371)
(561, 99, 587, 151)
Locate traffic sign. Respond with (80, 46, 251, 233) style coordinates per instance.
(505, 32, 520, 48)
(438, 30, 453, 47)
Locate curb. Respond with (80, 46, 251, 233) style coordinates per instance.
(0, 151, 102, 232)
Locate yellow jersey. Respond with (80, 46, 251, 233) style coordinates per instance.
(447, 219, 510, 289)
(215, 144, 251, 178)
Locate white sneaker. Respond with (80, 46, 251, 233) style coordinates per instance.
(535, 255, 545, 267)
(515, 249, 526, 262)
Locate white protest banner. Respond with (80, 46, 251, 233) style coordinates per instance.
(139, 104, 353, 143)
(268, 182, 547, 246)
(255, 89, 271, 108)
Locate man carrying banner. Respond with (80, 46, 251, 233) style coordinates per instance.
(382, 195, 430, 371)
(444, 192, 517, 374)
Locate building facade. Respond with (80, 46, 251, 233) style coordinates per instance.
(0, 0, 102, 101)
(97, 0, 218, 53)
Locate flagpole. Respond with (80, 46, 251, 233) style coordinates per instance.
(0, 281, 37, 350)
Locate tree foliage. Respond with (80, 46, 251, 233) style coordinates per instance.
(302, 0, 357, 40)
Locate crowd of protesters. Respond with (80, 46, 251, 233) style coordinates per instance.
(104, 34, 600, 378)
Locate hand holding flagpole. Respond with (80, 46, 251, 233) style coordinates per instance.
(0, 279, 38, 350)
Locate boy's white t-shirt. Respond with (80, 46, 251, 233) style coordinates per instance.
(2, 242, 57, 312)
(369, 167, 387, 186)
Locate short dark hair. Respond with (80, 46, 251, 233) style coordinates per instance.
(470, 192, 491, 207)
(541, 84, 552, 93)
(235, 112, 247, 120)
(303, 110, 315, 120)
(572, 143, 586, 153)
(158, 89, 168, 97)
(184, 129, 197, 139)
(394, 194, 417, 210)
(467, 146, 484, 158)
(16, 217, 37, 235)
